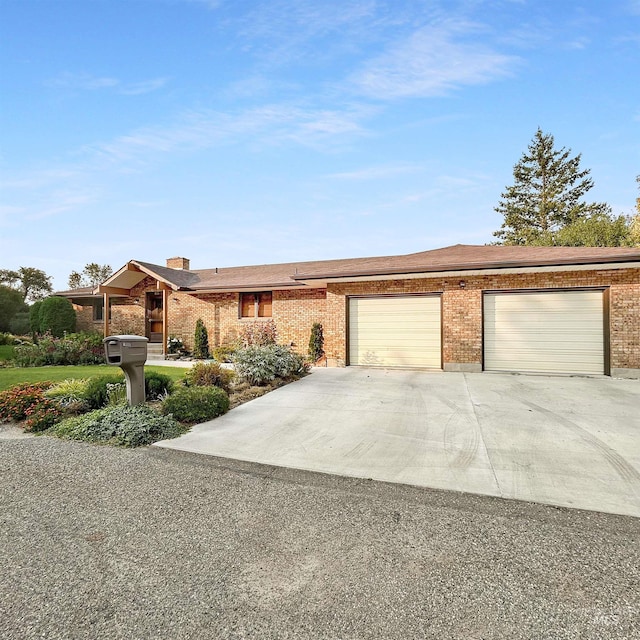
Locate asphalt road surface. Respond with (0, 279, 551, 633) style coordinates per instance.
(1, 433, 639, 639)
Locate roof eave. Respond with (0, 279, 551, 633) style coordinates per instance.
(292, 255, 640, 281)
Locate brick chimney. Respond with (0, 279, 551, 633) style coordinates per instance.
(166, 257, 190, 270)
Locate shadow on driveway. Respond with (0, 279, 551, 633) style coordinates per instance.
(155, 368, 640, 517)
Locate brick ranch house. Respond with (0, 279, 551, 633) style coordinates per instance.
(58, 244, 640, 378)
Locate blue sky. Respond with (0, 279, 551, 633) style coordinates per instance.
(1, 0, 639, 291)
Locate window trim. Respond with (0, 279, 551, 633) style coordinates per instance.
(239, 291, 273, 319)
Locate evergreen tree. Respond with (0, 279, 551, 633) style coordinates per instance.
(308, 323, 324, 362)
(193, 318, 210, 359)
(494, 129, 609, 245)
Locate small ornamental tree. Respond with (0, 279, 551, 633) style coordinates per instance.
(38, 296, 76, 337)
(193, 318, 210, 359)
(308, 322, 324, 362)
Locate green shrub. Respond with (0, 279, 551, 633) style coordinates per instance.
(233, 344, 309, 386)
(145, 370, 174, 400)
(38, 296, 76, 337)
(211, 343, 237, 363)
(50, 404, 186, 447)
(9, 311, 31, 336)
(82, 374, 125, 409)
(13, 332, 105, 367)
(0, 382, 53, 423)
(0, 285, 26, 333)
(162, 386, 229, 423)
(308, 322, 324, 362)
(29, 301, 43, 336)
(193, 318, 210, 359)
(184, 362, 234, 392)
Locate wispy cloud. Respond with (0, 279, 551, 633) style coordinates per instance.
(351, 20, 517, 99)
(328, 163, 425, 180)
(46, 72, 169, 95)
(90, 102, 372, 164)
(234, 0, 397, 67)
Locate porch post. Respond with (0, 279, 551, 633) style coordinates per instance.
(162, 288, 169, 356)
(103, 292, 109, 338)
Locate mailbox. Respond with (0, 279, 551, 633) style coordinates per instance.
(103, 335, 148, 406)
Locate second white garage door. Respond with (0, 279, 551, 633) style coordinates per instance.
(484, 290, 605, 375)
(348, 295, 441, 368)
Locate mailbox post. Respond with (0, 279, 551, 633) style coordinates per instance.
(103, 335, 148, 406)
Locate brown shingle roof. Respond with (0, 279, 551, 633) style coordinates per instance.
(57, 244, 640, 296)
(292, 244, 640, 280)
(167, 244, 640, 289)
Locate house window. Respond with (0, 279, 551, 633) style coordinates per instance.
(93, 299, 111, 322)
(240, 292, 272, 318)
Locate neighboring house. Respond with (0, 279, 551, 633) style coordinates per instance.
(57, 245, 640, 378)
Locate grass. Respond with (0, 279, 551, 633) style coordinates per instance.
(0, 364, 187, 392)
(0, 345, 15, 362)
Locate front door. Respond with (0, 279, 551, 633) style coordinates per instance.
(146, 292, 163, 343)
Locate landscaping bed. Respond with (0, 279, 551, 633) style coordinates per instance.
(0, 346, 310, 448)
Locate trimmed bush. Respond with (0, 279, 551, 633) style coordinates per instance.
(50, 404, 186, 447)
(193, 318, 210, 359)
(308, 322, 324, 362)
(38, 296, 76, 337)
(233, 344, 309, 386)
(184, 362, 234, 393)
(82, 374, 125, 409)
(162, 386, 229, 423)
(145, 370, 174, 400)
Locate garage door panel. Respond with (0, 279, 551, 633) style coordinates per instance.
(349, 296, 441, 368)
(484, 291, 604, 375)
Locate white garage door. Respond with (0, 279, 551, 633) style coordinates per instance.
(484, 290, 605, 375)
(349, 296, 441, 368)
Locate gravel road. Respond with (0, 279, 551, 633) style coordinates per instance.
(1, 433, 639, 640)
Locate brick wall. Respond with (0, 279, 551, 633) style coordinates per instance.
(324, 268, 640, 372)
(74, 305, 94, 332)
(71, 266, 638, 374)
(166, 288, 327, 354)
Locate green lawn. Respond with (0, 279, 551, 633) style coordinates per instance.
(0, 345, 15, 362)
(0, 364, 187, 391)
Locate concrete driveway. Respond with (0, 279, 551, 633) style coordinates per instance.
(155, 368, 640, 517)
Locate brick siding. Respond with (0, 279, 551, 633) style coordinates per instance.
(73, 267, 639, 374)
(324, 268, 640, 372)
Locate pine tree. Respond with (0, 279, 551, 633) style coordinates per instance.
(193, 318, 210, 359)
(494, 129, 609, 245)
